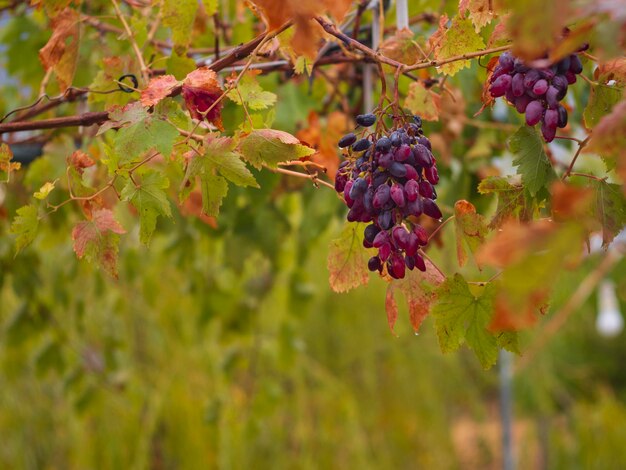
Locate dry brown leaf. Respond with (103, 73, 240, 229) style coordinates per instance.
(141, 75, 180, 107)
(39, 8, 80, 90)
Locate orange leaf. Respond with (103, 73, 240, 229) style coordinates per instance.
(385, 257, 445, 333)
(38, 8, 80, 90)
(141, 75, 180, 107)
(67, 150, 95, 175)
(550, 181, 593, 221)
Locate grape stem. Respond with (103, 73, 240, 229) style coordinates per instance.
(562, 136, 591, 180)
(427, 215, 455, 243)
(268, 166, 335, 190)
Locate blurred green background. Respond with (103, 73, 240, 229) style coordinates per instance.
(2, 175, 626, 469)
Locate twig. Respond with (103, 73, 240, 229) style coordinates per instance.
(111, 0, 149, 83)
(428, 215, 455, 242)
(269, 166, 334, 189)
(562, 136, 590, 180)
(404, 45, 512, 72)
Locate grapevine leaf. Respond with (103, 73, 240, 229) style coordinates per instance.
(182, 67, 224, 129)
(239, 129, 316, 170)
(38, 8, 79, 90)
(71, 209, 126, 278)
(379, 28, 420, 65)
(33, 181, 56, 200)
(161, 0, 198, 53)
(404, 81, 442, 121)
(454, 200, 488, 269)
(478, 176, 532, 228)
(0, 143, 20, 182)
(166, 53, 196, 79)
(504, 0, 568, 60)
(587, 100, 626, 180)
(431, 274, 502, 369)
(140, 75, 180, 107)
(583, 84, 623, 129)
(509, 126, 556, 197)
(121, 170, 172, 245)
(202, 137, 259, 187)
(477, 220, 585, 330)
(113, 117, 178, 166)
(228, 72, 277, 110)
(10, 205, 40, 253)
(199, 173, 228, 217)
(385, 257, 445, 334)
(327, 222, 369, 293)
(592, 180, 626, 247)
(434, 17, 485, 76)
(459, 0, 496, 32)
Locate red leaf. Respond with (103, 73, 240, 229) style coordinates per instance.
(182, 67, 224, 129)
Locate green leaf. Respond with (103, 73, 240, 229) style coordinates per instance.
(432, 274, 504, 369)
(228, 73, 277, 110)
(121, 170, 172, 245)
(166, 52, 197, 79)
(10, 204, 39, 253)
(200, 172, 228, 217)
(327, 222, 369, 293)
(181, 137, 258, 216)
(583, 83, 623, 129)
(509, 126, 556, 197)
(478, 176, 532, 228)
(113, 117, 179, 166)
(239, 129, 315, 170)
(435, 17, 485, 76)
(592, 180, 626, 247)
(162, 0, 198, 53)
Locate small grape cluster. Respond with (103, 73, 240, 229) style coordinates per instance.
(334, 113, 442, 279)
(488, 50, 584, 142)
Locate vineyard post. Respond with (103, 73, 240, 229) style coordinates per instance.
(500, 349, 515, 470)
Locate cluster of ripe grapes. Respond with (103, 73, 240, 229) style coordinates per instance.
(334, 113, 441, 279)
(488, 50, 584, 142)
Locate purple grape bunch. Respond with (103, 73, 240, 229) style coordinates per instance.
(334, 113, 442, 280)
(488, 50, 584, 142)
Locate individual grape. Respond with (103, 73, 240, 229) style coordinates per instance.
(405, 255, 416, 270)
(368, 256, 381, 272)
(364, 223, 380, 243)
(404, 164, 418, 180)
(546, 86, 561, 109)
(390, 131, 402, 147)
(352, 138, 371, 152)
(338, 133, 357, 148)
(418, 136, 431, 150)
(418, 181, 434, 199)
(490, 74, 512, 97)
(394, 144, 412, 162)
(349, 177, 367, 200)
(378, 210, 393, 230)
(541, 120, 556, 142)
(405, 198, 423, 217)
(376, 137, 392, 152)
(424, 166, 439, 185)
(356, 113, 376, 127)
(515, 94, 532, 113)
(373, 184, 391, 209)
(378, 151, 393, 168)
(532, 79, 549, 95)
(405, 179, 419, 202)
(413, 144, 433, 167)
(378, 243, 392, 262)
(390, 183, 406, 207)
(523, 69, 540, 89)
(557, 105, 568, 128)
(373, 230, 389, 248)
(335, 174, 347, 193)
(544, 108, 559, 129)
(498, 52, 514, 71)
(392, 226, 409, 249)
(556, 56, 570, 74)
(389, 161, 408, 178)
(552, 75, 568, 92)
(406, 232, 419, 257)
(423, 199, 442, 220)
(569, 54, 583, 74)
(525, 100, 544, 126)
(388, 253, 406, 279)
(565, 71, 577, 84)
(511, 73, 525, 97)
(413, 225, 429, 245)
(415, 254, 426, 272)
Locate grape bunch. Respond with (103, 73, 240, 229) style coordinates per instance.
(488, 50, 584, 142)
(334, 113, 442, 280)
